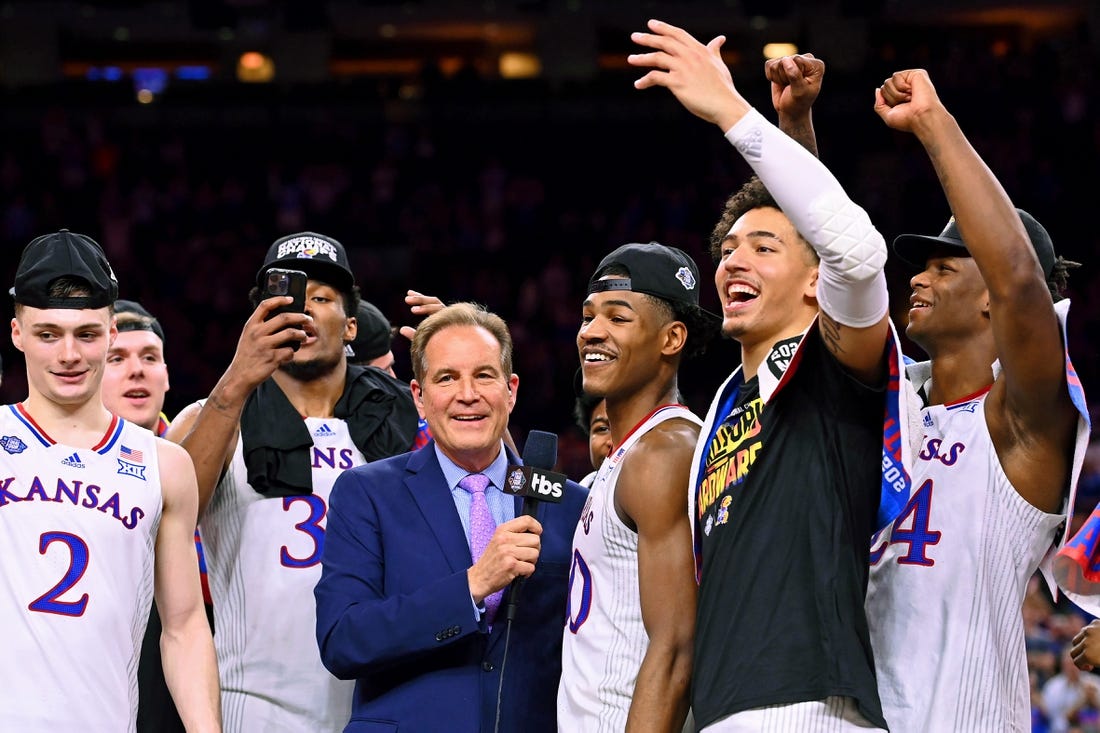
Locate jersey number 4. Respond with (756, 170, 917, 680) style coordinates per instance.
(28, 531, 90, 617)
(870, 478, 942, 566)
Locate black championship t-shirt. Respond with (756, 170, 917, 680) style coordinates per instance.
(692, 329, 887, 729)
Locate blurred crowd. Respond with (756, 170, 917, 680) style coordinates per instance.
(1, 35, 1099, 721)
(2, 38, 1098, 464)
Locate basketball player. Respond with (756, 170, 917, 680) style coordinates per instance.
(100, 298, 216, 733)
(345, 299, 398, 377)
(630, 21, 904, 730)
(558, 242, 717, 732)
(0, 230, 219, 731)
(571, 389, 611, 488)
(864, 69, 1090, 732)
(103, 300, 170, 436)
(166, 232, 419, 732)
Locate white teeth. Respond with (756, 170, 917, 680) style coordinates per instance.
(727, 284, 759, 300)
(585, 353, 611, 362)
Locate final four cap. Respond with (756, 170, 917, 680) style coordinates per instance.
(346, 300, 393, 362)
(588, 241, 714, 314)
(893, 208, 1056, 279)
(12, 229, 119, 309)
(259, 231, 355, 293)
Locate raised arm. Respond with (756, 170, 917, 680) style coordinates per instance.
(615, 420, 699, 732)
(630, 19, 889, 382)
(165, 297, 308, 516)
(153, 440, 221, 732)
(766, 53, 824, 157)
(876, 69, 1077, 510)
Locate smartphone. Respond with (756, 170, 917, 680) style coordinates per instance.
(261, 268, 307, 350)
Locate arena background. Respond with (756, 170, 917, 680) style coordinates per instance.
(0, 0, 1095, 485)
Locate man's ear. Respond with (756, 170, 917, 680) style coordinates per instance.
(10, 317, 22, 352)
(805, 265, 819, 299)
(661, 321, 688, 357)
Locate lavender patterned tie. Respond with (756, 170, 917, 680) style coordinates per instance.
(458, 473, 501, 623)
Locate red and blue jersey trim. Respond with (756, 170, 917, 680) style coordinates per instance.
(11, 403, 124, 454)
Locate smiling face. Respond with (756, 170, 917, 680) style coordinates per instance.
(12, 305, 116, 408)
(714, 206, 819, 351)
(411, 323, 518, 472)
(280, 280, 355, 382)
(905, 250, 988, 355)
(577, 286, 678, 406)
(101, 328, 169, 431)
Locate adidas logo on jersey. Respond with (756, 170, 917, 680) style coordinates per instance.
(61, 452, 86, 468)
(734, 126, 764, 161)
(313, 423, 336, 438)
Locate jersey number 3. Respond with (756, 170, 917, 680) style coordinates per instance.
(280, 495, 327, 569)
(870, 479, 941, 566)
(29, 531, 90, 617)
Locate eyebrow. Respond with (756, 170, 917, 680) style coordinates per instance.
(582, 297, 638, 311)
(726, 229, 785, 244)
(108, 345, 162, 354)
(29, 321, 107, 332)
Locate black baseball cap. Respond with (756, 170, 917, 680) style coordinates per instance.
(588, 241, 715, 315)
(346, 300, 392, 362)
(258, 232, 355, 294)
(893, 208, 1056, 279)
(114, 299, 165, 343)
(12, 229, 119, 309)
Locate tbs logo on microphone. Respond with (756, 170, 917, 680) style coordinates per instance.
(504, 465, 567, 503)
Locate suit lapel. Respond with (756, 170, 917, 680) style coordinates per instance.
(406, 447, 473, 574)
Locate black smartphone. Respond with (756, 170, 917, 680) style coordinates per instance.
(261, 267, 307, 350)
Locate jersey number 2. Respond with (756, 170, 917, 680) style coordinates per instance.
(29, 531, 90, 616)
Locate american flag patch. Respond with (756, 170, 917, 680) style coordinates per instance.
(120, 445, 144, 463)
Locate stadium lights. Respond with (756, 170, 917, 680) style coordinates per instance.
(237, 51, 275, 83)
(763, 42, 799, 59)
(499, 51, 540, 79)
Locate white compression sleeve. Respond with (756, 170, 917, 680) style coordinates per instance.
(724, 108, 888, 328)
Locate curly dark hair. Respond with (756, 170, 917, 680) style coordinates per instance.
(708, 176, 818, 266)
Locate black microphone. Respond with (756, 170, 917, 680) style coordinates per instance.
(501, 430, 566, 621)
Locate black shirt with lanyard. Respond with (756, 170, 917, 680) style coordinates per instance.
(692, 329, 888, 729)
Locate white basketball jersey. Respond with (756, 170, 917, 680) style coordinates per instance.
(558, 405, 702, 732)
(204, 417, 364, 733)
(865, 392, 1064, 733)
(0, 404, 162, 732)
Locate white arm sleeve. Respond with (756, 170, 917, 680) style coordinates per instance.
(725, 108, 888, 328)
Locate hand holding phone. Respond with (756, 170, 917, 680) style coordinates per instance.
(261, 268, 307, 350)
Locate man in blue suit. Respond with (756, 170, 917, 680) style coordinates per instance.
(316, 301, 587, 732)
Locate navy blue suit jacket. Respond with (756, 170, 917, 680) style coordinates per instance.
(315, 441, 587, 733)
